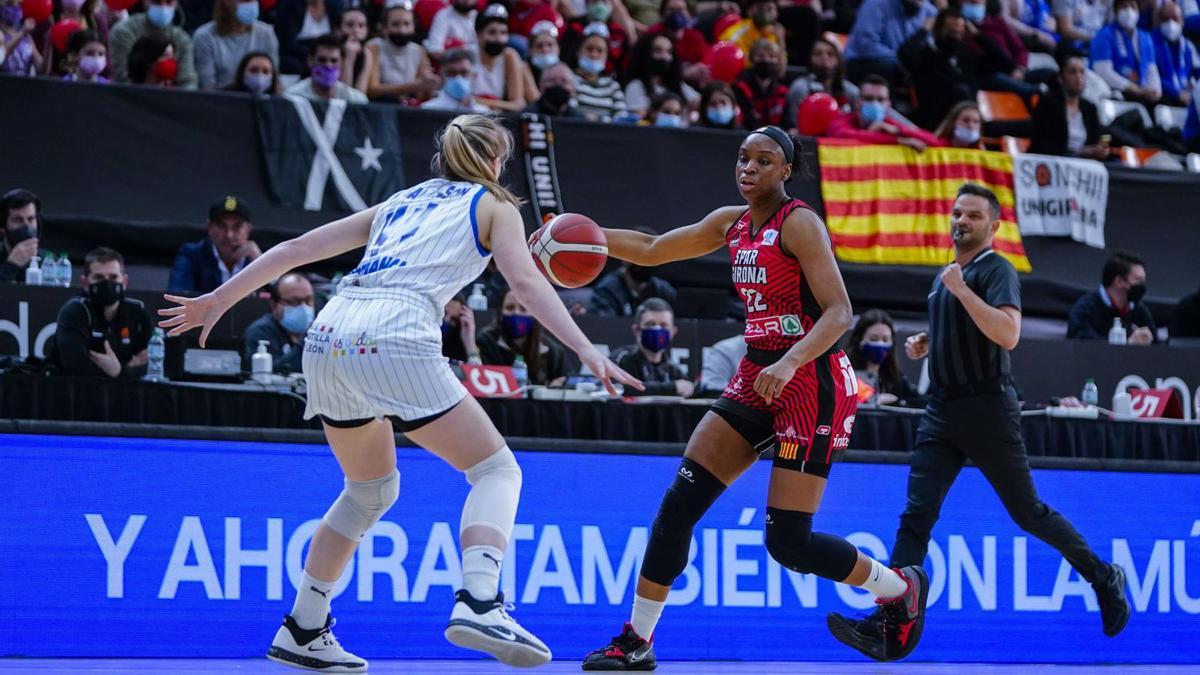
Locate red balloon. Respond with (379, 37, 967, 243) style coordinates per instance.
(106, 0, 139, 11)
(705, 41, 745, 84)
(20, 0, 51, 23)
(414, 0, 448, 32)
(712, 12, 740, 41)
(797, 92, 840, 136)
(50, 19, 82, 52)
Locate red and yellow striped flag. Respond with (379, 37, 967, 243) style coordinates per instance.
(817, 140, 1032, 272)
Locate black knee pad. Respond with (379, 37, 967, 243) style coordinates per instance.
(765, 507, 859, 581)
(641, 458, 726, 586)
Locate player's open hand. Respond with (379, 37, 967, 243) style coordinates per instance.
(578, 345, 644, 397)
(157, 293, 230, 347)
(753, 360, 797, 404)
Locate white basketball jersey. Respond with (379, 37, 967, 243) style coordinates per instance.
(340, 178, 491, 308)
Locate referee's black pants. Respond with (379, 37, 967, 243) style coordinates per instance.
(891, 385, 1109, 583)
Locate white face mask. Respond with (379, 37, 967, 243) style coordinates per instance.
(1117, 7, 1139, 30)
(1160, 19, 1182, 41)
(954, 125, 981, 145)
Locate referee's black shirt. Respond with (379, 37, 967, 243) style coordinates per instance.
(928, 248, 1022, 391)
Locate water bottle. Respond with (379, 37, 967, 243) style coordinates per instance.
(1112, 390, 1132, 418)
(511, 355, 529, 395)
(1081, 378, 1098, 407)
(146, 328, 166, 381)
(41, 253, 58, 287)
(251, 339, 273, 383)
(24, 256, 42, 286)
(1107, 317, 1126, 345)
(59, 252, 72, 288)
(467, 283, 488, 312)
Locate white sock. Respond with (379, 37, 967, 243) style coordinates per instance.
(629, 594, 665, 640)
(858, 558, 908, 599)
(462, 545, 504, 601)
(291, 571, 334, 630)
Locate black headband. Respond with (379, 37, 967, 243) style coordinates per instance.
(747, 126, 794, 165)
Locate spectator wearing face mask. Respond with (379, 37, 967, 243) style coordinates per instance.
(285, 34, 368, 102)
(588, 260, 678, 316)
(476, 289, 569, 385)
(127, 34, 181, 86)
(844, 309, 923, 407)
(1152, 2, 1199, 107)
(719, 0, 786, 65)
(422, 47, 490, 111)
(49, 247, 151, 379)
(0, 188, 41, 284)
(525, 63, 585, 116)
(785, 37, 860, 131)
(425, 0, 478, 60)
(242, 272, 315, 375)
(934, 101, 986, 148)
(63, 28, 109, 83)
(336, 7, 372, 94)
(623, 33, 700, 115)
(733, 38, 788, 126)
(472, 5, 527, 112)
(108, 0, 197, 87)
(441, 292, 481, 364)
(366, 3, 439, 102)
(572, 22, 628, 121)
(828, 74, 943, 150)
(1067, 250, 1157, 344)
(226, 50, 279, 94)
(698, 81, 741, 128)
(960, 0, 1043, 103)
(0, 0, 44, 76)
(844, 0, 937, 84)
(526, 19, 562, 87)
(1090, 0, 1162, 107)
(169, 196, 262, 293)
(193, 0, 279, 89)
(645, 0, 712, 84)
(613, 298, 694, 397)
(564, 0, 631, 72)
(641, 91, 689, 126)
(35, 0, 110, 77)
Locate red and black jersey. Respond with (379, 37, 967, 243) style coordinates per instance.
(725, 198, 822, 350)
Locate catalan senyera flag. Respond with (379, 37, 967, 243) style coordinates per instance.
(817, 139, 1032, 272)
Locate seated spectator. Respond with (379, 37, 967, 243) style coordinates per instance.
(588, 261, 678, 316)
(719, 0, 786, 65)
(827, 75, 942, 150)
(366, 3, 439, 102)
(1029, 52, 1109, 158)
(733, 38, 789, 127)
(963, 0, 1043, 102)
(844, 0, 937, 84)
(127, 34, 181, 86)
(336, 7, 372, 95)
(168, 196, 262, 293)
(934, 100, 985, 148)
(698, 81, 742, 129)
(899, 7, 977, 129)
(37, 0, 110, 76)
(285, 34, 368, 103)
(1090, 0, 1162, 107)
(564, 0, 631, 72)
(642, 91, 688, 125)
(1, 1, 43, 76)
(644, 0, 712, 84)
(1052, 0, 1107, 46)
(785, 37, 861, 131)
(63, 29, 109, 83)
(108, 0, 197, 87)
(1, 189, 40, 284)
(472, 5, 527, 112)
(1067, 250, 1157, 344)
(844, 308, 923, 406)
(1002, 0, 1057, 52)
(1170, 283, 1200, 339)
(1152, 2, 1199, 107)
(524, 62, 585, 116)
(424, 0, 477, 61)
(697, 333, 747, 395)
(193, 0, 279, 89)
(527, 19, 562, 84)
(623, 32, 700, 115)
(442, 292, 481, 364)
(612, 298, 694, 397)
(572, 23, 629, 121)
(421, 48, 491, 111)
(50, 247, 151, 379)
(274, 0, 335, 75)
(476, 289, 568, 384)
(242, 272, 314, 375)
(625, 0, 663, 28)
(226, 50, 279, 95)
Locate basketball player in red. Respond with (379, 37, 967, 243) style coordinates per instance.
(582, 126, 928, 669)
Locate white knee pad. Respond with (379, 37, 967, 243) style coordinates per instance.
(323, 469, 400, 541)
(461, 447, 522, 540)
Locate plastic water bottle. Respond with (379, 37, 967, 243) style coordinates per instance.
(511, 355, 529, 395)
(1081, 378, 1099, 407)
(146, 328, 166, 381)
(1112, 390, 1132, 417)
(59, 253, 72, 288)
(24, 256, 42, 286)
(251, 339, 273, 383)
(467, 283, 488, 312)
(1107, 317, 1127, 345)
(41, 253, 58, 287)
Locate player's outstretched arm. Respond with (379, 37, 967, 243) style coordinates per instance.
(602, 206, 743, 266)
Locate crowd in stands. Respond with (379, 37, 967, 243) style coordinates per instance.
(2, 0, 1199, 161)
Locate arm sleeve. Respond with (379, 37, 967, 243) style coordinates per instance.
(1090, 30, 1136, 90)
(785, 79, 813, 130)
(0, 260, 22, 283)
(616, 350, 677, 396)
(1066, 297, 1103, 339)
(624, 80, 651, 112)
(265, 25, 280, 68)
(194, 30, 216, 89)
(425, 11, 449, 53)
(983, 261, 1022, 310)
(119, 306, 152, 379)
(175, 32, 198, 90)
(700, 344, 737, 392)
(897, 122, 944, 145)
(1029, 96, 1067, 155)
(108, 23, 133, 83)
(1134, 305, 1158, 337)
(849, 3, 888, 58)
(828, 116, 904, 144)
(1144, 62, 1162, 94)
(167, 248, 195, 292)
(586, 283, 623, 316)
(54, 302, 102, 376)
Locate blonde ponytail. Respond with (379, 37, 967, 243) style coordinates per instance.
(433, 114, 522, 208)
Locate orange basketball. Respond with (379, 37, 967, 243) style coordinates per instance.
(529, 213, 608, 288)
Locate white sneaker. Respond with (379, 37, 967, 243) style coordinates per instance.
(444, 590, 553, 667)
(267, 614, 368, 672)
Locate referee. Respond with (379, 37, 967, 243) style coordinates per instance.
(827, 184, 1130, 660)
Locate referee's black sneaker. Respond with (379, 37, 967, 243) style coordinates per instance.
(582, 623, 657, 671)
(1094, 563, 1131, 637)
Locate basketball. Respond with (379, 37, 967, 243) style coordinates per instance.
(529, 213, 609, 288)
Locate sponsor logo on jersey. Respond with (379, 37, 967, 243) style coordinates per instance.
(350, 255, 406, 277)
(761, 230, 779, 246)
(777, 441, 800, 460)
(745, 315, 805, 338)
(815, 425, 831, 436)
(832, 435, 850, 450)
(843, 415, 856, 434)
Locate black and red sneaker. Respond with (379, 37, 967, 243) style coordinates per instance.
(826, 607, 887, 661)
(877, 565, 929, 661)
(581, 623, 657, 671)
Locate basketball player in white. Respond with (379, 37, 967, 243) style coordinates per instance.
(159, 114, 641, 672)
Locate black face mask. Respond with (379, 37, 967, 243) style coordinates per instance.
(1127, 282, 1147, 302)
(88, 279, 125, 306)
(627, 264, 654, 283)
(541, 84, 572, 109)
(483, 41, 506, 57)
(648, 57, 672, 76)
(5, 225, 34, 248)
(753, 61, 776, 79)
(388, 32, 414, 47)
